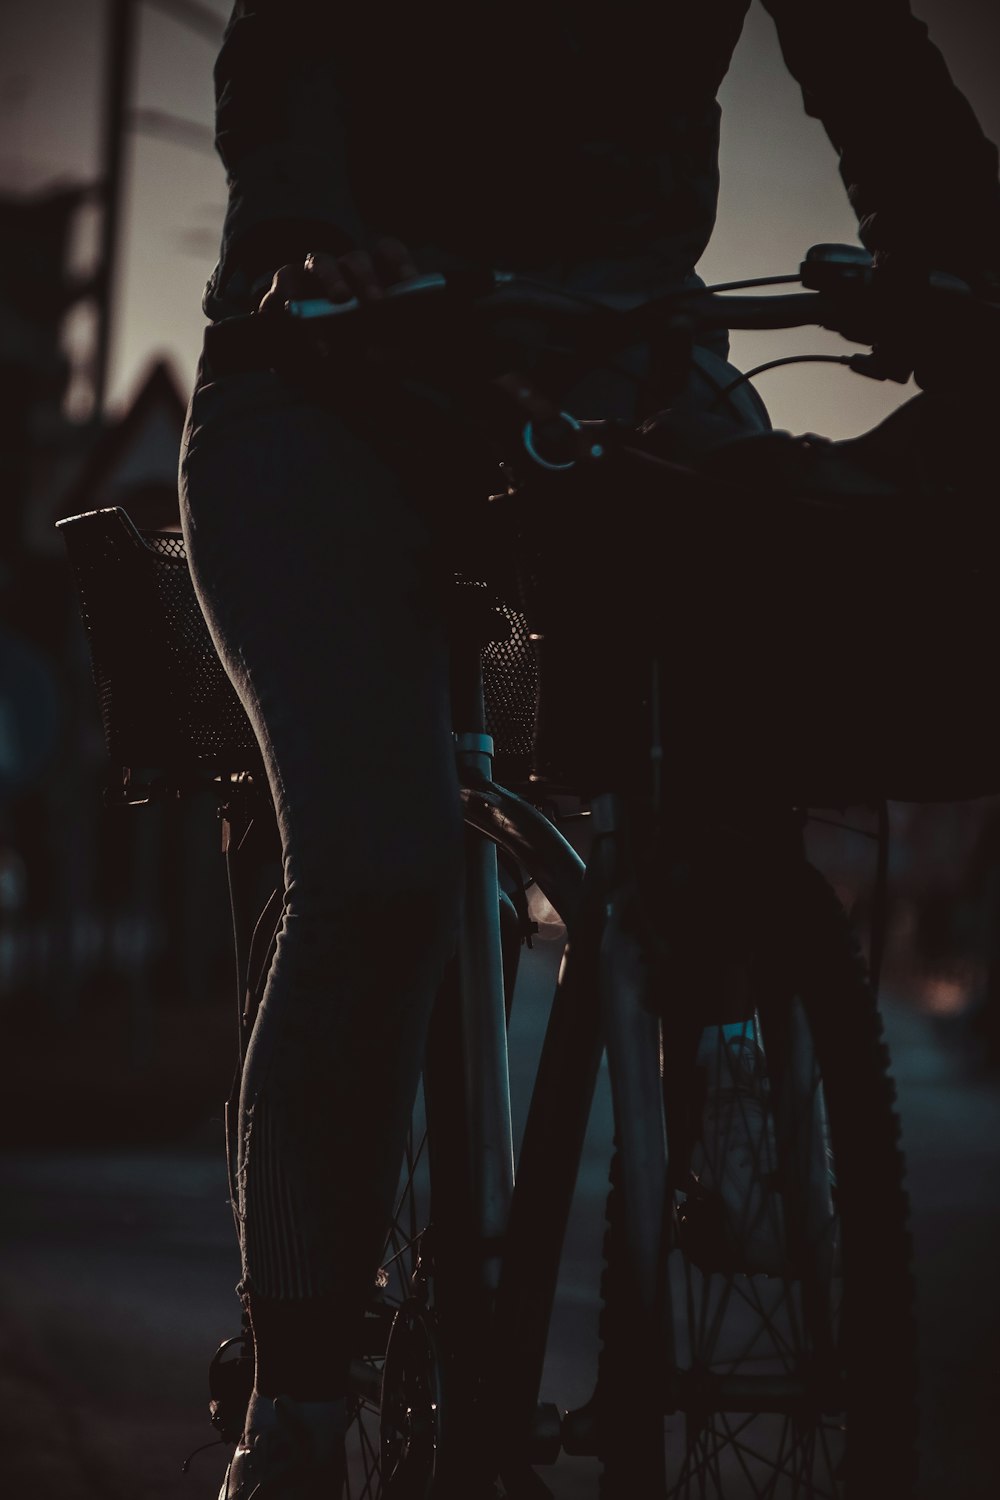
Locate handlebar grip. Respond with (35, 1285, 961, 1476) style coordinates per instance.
(286, 272, 452, 320)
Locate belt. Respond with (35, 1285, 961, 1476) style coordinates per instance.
(201, 314, 290, 382)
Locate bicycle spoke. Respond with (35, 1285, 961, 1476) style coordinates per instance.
(671, 1411, 828, 1500)
(761, 1416, 791, 1500)
(391, 1128, 428, 1225)
(356, 1414, 381, 1498)
(680, 1416, 723, 1498)
(380, 1231, 422, 1275)
(348, 1107, 433, 1497)
(723, 1428, 839, 1497)
(720, 1411, 770, 1498)
(604, 871, 914, 1499)
(696, 1417, 736, 1496)
(693, 1427, 712, 1500)
(731, 1279, 797, 1368)
(719, 1286, 789, 1371)
(661, 1008, 854, 1496)
(669, 1416, 701, 1498)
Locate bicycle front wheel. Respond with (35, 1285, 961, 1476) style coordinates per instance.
(344, 1074, 437, 1498)
(343, 835, 525, 1499)
(599, 863, 917, 1499)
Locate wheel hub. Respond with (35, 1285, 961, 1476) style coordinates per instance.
(379, 1298, 443, 1498)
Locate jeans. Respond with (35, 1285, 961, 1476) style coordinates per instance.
(178, 320, 769, 1335)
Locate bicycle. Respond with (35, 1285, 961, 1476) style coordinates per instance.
(58, 245, 1000, 1497)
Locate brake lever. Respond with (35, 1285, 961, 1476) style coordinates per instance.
(847, 348, 914, 384)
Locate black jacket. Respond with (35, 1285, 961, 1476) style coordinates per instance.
(205, 0, 1000, 316)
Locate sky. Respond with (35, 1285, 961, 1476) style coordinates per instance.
(1, 0, 998, 437)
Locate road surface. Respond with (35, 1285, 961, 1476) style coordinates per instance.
(2, 941, 998, 1497)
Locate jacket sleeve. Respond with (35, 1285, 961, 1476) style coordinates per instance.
(761, 0, 1000, 279)
(204, 0, 368, 318)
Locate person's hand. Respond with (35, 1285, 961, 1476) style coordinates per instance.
(856, 253, 1000, 390)
(856, 251, 925, 385)
(911, 268, 1000, 392)
(257, 237, 420, 314)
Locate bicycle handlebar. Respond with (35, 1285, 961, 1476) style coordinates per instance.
(203, 245, 999, 392)
(286, 283, 832, 335)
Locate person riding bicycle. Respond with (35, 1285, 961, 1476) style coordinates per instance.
(180, 4, 1000, 1495)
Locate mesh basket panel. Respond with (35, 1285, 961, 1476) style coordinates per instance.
(482, 604, 535, 764)
(449, 573, 536, 768)
(147, 542, 264, 766)
(58, 508, 537, 778)
(59, 509, 263, 773)
(144, 533, 187, 559)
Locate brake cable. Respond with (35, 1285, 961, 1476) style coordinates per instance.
(709, 353, 854, 412)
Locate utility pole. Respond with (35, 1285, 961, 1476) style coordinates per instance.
(91, 0, 223, 414)
(93, 0, 137, 416)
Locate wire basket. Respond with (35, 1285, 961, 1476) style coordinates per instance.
(57, 507, 537, 782)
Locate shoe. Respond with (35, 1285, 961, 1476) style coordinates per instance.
(687, 1034, 787, 1276)
(218, 1393, 346, 1499)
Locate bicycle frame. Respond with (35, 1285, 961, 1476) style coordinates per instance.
(443, 646, 852, 1491)
(440, 636, 684, 1491)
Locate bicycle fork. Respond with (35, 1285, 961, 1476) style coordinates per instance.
(454, 725, 516, 1289)
(590, 792, 673, 1481)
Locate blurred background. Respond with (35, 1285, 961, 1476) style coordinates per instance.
(1, 2, 999, 1496)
